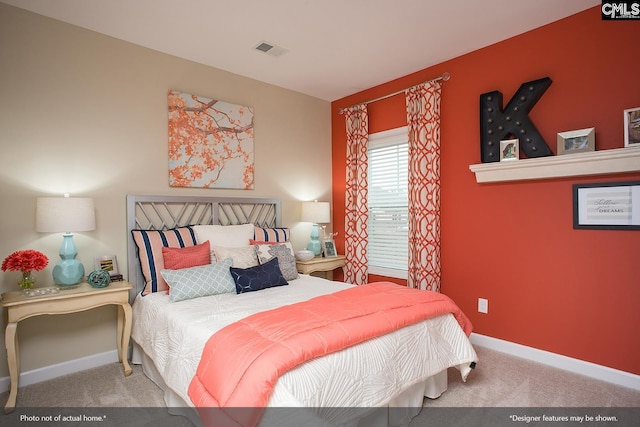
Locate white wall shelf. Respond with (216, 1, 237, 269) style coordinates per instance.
(469, 147, 640, 183)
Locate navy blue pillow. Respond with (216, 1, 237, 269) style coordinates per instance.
(230, 257, 288, 294)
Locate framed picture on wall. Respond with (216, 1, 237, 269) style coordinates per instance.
(573, 181, 640, 230)
(557, 127, 595, 155)
(624, 107, 640, 147)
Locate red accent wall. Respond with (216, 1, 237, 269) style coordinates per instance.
(331, 7, 640, 375)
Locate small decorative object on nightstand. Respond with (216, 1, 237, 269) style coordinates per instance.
(295, 250, 315, 261)
(87, 269, 111, 288)
(1, 249, 49, 293)
(323, 240, 337, 257)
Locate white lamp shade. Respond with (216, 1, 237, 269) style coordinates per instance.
(36, 197, 96, 233)
(301, 201, 330, 224)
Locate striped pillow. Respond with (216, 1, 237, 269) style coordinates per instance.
(253, 227, 290, 243)
(131, 226, 197, 295)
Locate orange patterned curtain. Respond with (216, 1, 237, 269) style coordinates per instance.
(343, 104, 369, 285)
(405, 81, 442, 291)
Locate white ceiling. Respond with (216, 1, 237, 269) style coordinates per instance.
(3, 0, 599, 101)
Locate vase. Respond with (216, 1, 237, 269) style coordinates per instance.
(18, 270, 36, 291)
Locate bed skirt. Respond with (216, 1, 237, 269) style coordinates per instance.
(132, 341, 448, 427)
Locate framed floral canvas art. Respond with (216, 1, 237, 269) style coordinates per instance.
(168, 90, 254, 189)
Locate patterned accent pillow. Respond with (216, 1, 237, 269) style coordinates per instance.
(131, 226, 197, 295)
(162, 241, 210, 270)
(230, 257, 288, 294)
(213, 246, 259, 269)
(254, 242, 299, 281)
(253, 227, 290, 243)
(161, 258, 235, 303)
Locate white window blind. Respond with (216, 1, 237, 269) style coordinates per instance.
(367, 127, 408, 279)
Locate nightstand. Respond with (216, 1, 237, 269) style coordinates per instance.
(296, 255, 346, 279)
(1, 281, 133, 413)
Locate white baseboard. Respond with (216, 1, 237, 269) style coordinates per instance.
(0, 350, 119, 394)
(470, 333, 640, 391)
(2, 338, 639, 394)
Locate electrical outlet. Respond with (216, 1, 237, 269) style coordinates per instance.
(478, 298, 488, 314)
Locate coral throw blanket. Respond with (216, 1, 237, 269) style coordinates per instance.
(188, 281, 473, 427)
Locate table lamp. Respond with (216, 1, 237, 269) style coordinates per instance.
(301, 200, 330, 256)
(36, 196, 96, 286)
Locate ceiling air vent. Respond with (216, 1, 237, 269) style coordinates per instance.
(253, 41, 288, 57)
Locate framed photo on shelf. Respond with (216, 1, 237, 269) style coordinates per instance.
(323, 240, 337, 257)
(557, 127, 595, 155)
(499, 139, 519, 161)
(573, 181, 640, 230)
(623, 107, 640, 147)
(94, 255, 119, 275)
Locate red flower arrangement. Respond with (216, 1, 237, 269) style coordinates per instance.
(2, 250, 49, 290)
(2, 250, 49, 273)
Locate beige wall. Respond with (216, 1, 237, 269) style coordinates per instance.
(0, 3, 332, 380)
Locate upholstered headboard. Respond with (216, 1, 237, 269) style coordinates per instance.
(126, 194, 281, 299)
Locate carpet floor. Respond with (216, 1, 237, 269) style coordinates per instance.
(1, 346, 638, 426)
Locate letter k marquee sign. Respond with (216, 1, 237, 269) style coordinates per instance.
(480, 77, 554, 163)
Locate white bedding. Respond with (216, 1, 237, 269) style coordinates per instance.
(131, 275, 477, 426)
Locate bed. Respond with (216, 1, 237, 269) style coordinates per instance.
(126, 195, 478, 427)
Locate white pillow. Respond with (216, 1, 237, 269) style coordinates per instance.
(161, 258, 235, 303)
(213, 246, 259, 269)
(193, 224, 255, 247)
(193, 224, 255, 263)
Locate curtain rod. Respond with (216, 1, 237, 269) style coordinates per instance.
(338, 72, 450, 115)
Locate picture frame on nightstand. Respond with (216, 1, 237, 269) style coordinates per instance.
(323, 240, 337, 257)
(95, 255, 119, 275)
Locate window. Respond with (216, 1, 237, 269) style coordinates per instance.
(367, 127, 408, 279)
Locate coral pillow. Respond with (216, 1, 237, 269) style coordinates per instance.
(162, 241, 211, 270)
(249, 239, 277, 245)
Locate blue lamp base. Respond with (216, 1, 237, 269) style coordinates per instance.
(306, 224, 322, 256)
(53, 233, 85, 286)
